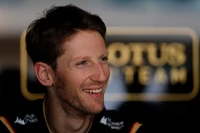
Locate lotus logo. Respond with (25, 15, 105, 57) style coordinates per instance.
(14, 114, 38, 125)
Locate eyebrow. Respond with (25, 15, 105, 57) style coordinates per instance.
(101, 51, 109, 57)
(72, 56, 90, 62)
(72, 51, 109, 62)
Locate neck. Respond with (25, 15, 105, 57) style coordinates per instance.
(43, 96, 93, 133)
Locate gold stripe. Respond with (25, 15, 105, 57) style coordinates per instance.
(0, 116, 15, 133)
(130, 122, 142, 133)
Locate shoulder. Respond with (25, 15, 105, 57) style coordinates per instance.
(0, 116, 15, 133)
(1, 98, 48, 133)
(11, 98, 44, 122)
(91, 109, 143, 133)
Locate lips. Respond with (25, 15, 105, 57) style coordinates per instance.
(83, 88, 103, 94)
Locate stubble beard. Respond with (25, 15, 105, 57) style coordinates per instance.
(54, 74, 105, 116)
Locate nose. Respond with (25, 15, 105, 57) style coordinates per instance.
(90, 63, 109, 82)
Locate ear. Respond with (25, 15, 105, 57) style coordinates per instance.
(34, 62, 54, 86)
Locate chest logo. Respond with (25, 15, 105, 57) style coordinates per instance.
(14, 114, 38, 125)
(100, 116, 124, 130)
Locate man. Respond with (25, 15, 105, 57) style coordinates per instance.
(1, 4, 144, 133)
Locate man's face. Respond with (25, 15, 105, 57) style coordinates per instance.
(53, 30, 110, 114)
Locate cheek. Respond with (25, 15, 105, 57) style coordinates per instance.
(103, 65, 110, 78)
(64, 71, 88, 88)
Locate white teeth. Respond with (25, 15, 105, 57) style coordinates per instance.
(84, 88, 102, 93)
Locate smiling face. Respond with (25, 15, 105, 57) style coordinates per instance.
(52, 30, 110, 114)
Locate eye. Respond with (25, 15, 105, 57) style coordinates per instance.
(76, 60, 87, 66)
(101, 56, 108, 62)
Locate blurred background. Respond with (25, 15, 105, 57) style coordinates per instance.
(0, 0, 200, 132)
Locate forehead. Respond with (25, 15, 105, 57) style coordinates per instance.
(63, 30, 106, 53)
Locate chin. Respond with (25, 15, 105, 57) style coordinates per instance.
(89, 104, 104, 114)
(84, 100, 105, 114)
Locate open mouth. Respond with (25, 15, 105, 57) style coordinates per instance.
(83, 88, 103, 94)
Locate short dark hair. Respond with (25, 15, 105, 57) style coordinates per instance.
(25, 4, 106, 70)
